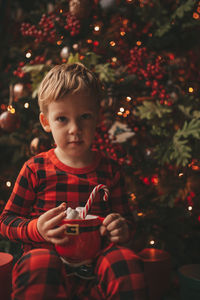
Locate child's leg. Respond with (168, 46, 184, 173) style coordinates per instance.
(12, 248, 69, 300)
(88, 244, 147, 300)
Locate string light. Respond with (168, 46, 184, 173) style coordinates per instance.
(117, 111, 123, 116)
(59, 9, 63, 13)
(119, 107, 125, 112)
(126, 96, 132, 102)
(189, 87, 194, 93)
(178, 172, 184, 177)
(25, 51, 32, 58)
(6, 181, 12, 188)
(120, 31, 126, 36)
(136, 40, 142, 46)
(94, 25, 100, 32)
(137, 212, 143, 217)
(24, 102, 29, 109)
(87, 39, 93, 44)
(193, 12, 199, 19)
(130, 193, 136, 201)
(57, 40, 62, 45)
(110, 41, 116, 47)
(111, 57, 117, 62)
(149, 240, 155, 245)
(7, 105, 15, 114)
(188, 206, 193, 211)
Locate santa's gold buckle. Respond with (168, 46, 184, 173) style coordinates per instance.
(65, 224, 79, 235)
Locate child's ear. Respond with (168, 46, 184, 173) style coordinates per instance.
(39, 112, 51, 133)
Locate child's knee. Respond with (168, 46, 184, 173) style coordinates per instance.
(96, 245, 144, 279)
(13, 248, 62, 284)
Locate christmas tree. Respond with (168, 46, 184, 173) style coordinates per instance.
(1, 0, 200, 289)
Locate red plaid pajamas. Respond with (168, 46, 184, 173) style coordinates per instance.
(0, 149, 146, 299)
(12, 245, 146, 300)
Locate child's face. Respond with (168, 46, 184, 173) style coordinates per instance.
(40, 92, 99, 164)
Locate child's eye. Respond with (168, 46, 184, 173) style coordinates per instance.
(81, 113, 92, 120)
(56, 116, 67, 122)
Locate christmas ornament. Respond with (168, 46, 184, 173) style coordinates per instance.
(60, 46, 70, 59)
(30, 136, 51, 155)
(13, 83, 24, 98)
(69, 0, 91, 19)
(0, 111, 20, 133)
(108, 121, 135, 143)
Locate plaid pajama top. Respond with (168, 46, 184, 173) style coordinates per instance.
(0, 149, 134, 253)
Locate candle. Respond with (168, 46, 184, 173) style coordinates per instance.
(138, 248, 171, 300)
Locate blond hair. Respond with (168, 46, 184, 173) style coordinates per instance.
(38, 63, 102, 113)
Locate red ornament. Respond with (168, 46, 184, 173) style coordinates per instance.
(0, 111, 20, 133)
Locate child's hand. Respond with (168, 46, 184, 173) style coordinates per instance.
(100, 213, 130, 244)
(37, 203, 69, 246)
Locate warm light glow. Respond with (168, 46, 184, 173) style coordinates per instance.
(125, 110, 130, 115)
(120, 107, 125, 112)
(130, 193, 136, 201)
(57, 40, 62, 45)
(110, 41, 116, 47)
(150, 240, 155, 245)
(136, 40, 142, 46)
(6, 181, 11, 188)
(137, 212, 143, 217)
(112, 57, 117, 62)
(117, 111, 123, 116)
(24, 102, 29, 108)
(7, 105, 15, 114)
(188, 206, 193, 211)
(178, 172, 184, 177)
(87, 39, 93, 44)
(60, 9, 63, 13)
(193, 12, 199, 19)
(26, 51, 32, 58)
(126, 96, 132, 102)
(94, 25, 100, 32)
(189, 87, 194, 93)
(120, 31, 126, 36)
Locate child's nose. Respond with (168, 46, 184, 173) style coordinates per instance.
(68, 120, 81, 134)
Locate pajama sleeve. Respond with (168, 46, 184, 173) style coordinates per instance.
(0, 162, 44, 243)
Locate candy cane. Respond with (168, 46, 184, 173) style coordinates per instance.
(80, 184, 109, 219)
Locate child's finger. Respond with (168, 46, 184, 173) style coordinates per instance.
(46, 224, 67, 239)
(99, 225, 107, 236)
(45, 211, 66, 229)
(102, 213, 121, 226)
(42, 203, 66, 221)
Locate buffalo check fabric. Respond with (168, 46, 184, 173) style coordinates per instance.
(0, 149, 134, 252)
(0, 149, 147, 299)
(12, 246, 147, 300)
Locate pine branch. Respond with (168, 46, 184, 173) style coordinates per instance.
(137, 101, 171, 120)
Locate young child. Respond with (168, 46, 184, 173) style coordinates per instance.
(0, 63, 146, 300)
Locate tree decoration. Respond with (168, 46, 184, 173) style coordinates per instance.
(0, 110, 20, 133)
(13, 83, 24, 99)
(60, 46, 70, 59)
(30, 136, 51, 155)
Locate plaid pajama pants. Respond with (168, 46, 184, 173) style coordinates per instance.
(12, 244, 147, 300)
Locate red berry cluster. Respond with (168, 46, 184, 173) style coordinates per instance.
(29, 55, 45, 65)
(21, 13, 57, 43)
(92, 124, 132, 166)
(128, 46, 170, 103)
(13, 62, 26, 78)
(21, 10, 80, 43)
(63, 12, 80, 36)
